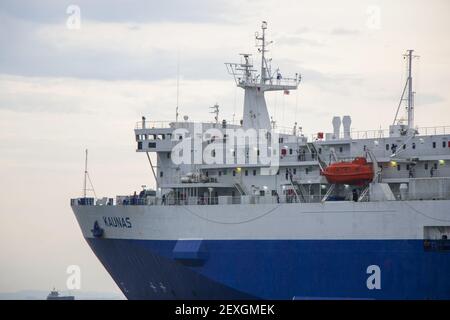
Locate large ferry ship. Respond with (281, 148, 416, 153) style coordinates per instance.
(71, 22, 450, 299)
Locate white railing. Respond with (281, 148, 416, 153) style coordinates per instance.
(71, 190, 450, 208)
(135, 120, 174, 129)
(317, 125, 450, 141)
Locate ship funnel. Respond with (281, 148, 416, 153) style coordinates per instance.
(342, 115, 352, 139)
(332, 116, 341, 139)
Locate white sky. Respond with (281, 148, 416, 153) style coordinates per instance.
(0, 0, 449, 295)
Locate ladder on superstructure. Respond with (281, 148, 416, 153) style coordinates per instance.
(306, 142, 327, 171)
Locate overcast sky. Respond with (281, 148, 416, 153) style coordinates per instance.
(0, 0, 449, 296)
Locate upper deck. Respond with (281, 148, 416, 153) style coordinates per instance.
(72, 23, 450, 210)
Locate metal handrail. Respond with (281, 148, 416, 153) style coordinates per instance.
(71, 190, 450, 207)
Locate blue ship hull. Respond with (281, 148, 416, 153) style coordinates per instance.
(86, 238, 450, 300)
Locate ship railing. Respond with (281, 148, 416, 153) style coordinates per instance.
(135, 119, 246, 130)
(359, 190, 450, 202)
(418, 126, 450, 136)
(135, 120, 175, 129)
(236, 77, 300, 87)
(132, 194, 333, 206)
(71, 190, 450, 207)
(317, 125, 450, 141)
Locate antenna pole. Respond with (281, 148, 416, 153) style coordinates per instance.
(261, 23, 265, 84)
(256, 21, 268, 84)
(176, 51, 180, 122)
(83, 149, 88, 198)
(406, 49, 414, 130)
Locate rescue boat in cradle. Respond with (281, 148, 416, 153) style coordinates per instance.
(321, 157, 374, 185)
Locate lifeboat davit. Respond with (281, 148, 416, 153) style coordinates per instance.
(321, 157, 374, 185)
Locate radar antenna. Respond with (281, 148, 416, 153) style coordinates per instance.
(224, 21, 301, 130)
(210, 103, 220, 124)
(176, 51, 180, 122)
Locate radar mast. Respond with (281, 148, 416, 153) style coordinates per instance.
(225, 21, 301, 130)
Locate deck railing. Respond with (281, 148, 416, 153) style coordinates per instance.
(317, 126, 450, 141)
(71, 190, 450, 207)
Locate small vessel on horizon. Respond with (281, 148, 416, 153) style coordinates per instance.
(46, 288, 75, 300)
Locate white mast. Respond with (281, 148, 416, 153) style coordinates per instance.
(83, 149, 88, 198)
(256, 21, 268, 84)
(176, 52, 180, 123)
(406, 49, 415, 130)
(225, 21, 301, 131)
(393, 49, 419, 134)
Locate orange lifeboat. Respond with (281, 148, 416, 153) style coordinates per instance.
(321, 157, 374, 185)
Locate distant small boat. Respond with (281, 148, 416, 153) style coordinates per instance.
(46, 288, 75, 300)
(321, 157, 374, 185)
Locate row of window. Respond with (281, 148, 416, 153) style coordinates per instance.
(159, 167, 313, 179)
(159, 160, 444, 179)
(212, 167, 311, 178)
(392, 162, 441, 171)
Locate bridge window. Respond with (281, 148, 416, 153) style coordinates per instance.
(148, 142, 156, 148)
(443, 141, 447, 148)
(432, 141, 436, 148)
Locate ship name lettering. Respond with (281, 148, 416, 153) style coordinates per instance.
(102, 216, 132, 229)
